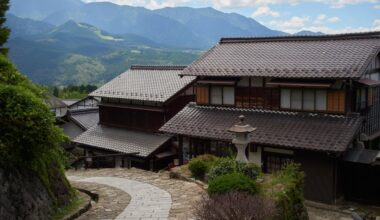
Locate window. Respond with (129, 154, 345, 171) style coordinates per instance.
(303, 89, 315, 110)
(223, 87, 235, 105)
(263, 152, 294, 174)
(281, 88, 327, 111)
(211, 86, 235, 106)
(356, 87, 368, 110)
(281, 89, 290, 109)
(237, 77, 250, 87)
(251, 78, 263, 87)
(316, 90, 327, 111)
(211, 87, 222, 105)
(291, 89, 302, 110)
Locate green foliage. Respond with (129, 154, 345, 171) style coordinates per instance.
(0, 0, 9, 55)
(188, 158, 208, 180)
(0, 52, 74, 208)
(49, 84, 97, 99)
(208, 157, 261, 182)
(264, 163, 308, 220)
(208, 173, 258, 196)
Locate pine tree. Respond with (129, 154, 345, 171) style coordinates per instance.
(0, 0, 9, 55)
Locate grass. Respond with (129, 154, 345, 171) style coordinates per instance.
(51, 191, 86, 220)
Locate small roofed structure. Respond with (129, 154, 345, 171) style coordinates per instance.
(47, 95, 67, 118)
(73, 65, 196, 170)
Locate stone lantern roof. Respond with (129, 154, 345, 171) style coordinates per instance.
(228, 115, 256, 134)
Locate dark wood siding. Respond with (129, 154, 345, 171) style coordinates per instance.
(342, 162, 380, 205)
(294, 151, 340, 204)
(196, 85, 209, 105)
(361, 86, 380, 138)
(99, 105, 165, 132)
(327, 90, 345, 113)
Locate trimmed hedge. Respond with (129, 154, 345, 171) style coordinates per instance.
(208, 158, 261, 181)
(208, 173, 258, 195)
(188, 158, 208, 179)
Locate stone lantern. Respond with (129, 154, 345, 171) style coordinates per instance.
(228, 115, 256, 163)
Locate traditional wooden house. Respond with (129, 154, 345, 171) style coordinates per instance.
(160, 32, 380, 204)
(73, 65, 196, 170)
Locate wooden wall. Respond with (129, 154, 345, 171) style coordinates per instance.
(327, 90, 345, 113)
(294, 151, 340, 204)
(99, 105, 165, 132)
(196, 85, 209, 105)
(361, 86, 380, 138)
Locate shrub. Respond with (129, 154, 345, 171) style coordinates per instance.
(195, 191, 275, 220)
(208, 158, 260, 181)
(188, 158, 208, 179)
(208, 173, 258, 195)
(265, 163, 308, 220)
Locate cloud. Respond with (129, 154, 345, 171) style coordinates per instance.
(82, 0, 190, 9)
(252, 6, 280, 17)
(327, 17, 340, 23)
(314, 14, 340, 24)
(211, 0, 378, 8)
(373, 19, 380, 29)
(269, 16, 309, 33)
(374, 4, 380, 8)
(305, 19, 380, 34)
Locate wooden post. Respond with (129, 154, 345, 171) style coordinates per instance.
(149, 160, 154, 171)
(178, 135, 184, 165)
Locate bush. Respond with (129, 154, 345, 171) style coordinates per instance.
(188, 158, 208, 179)
(195, 191, 275, 220)
(208, 158, 260, 181)
(208, 173, 258, 195)
(265, 163, 308, 220)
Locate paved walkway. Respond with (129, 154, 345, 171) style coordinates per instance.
(72, 181, 131, 220)
(70, 176, 171, 219)
(67, 168, 205, 220)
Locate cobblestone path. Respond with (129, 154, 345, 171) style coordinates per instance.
(71, 181, 131, 220)
(70, 176, 171, 219)
(67, 168, 205, 219)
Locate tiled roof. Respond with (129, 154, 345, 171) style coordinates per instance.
(90, 65, 196, 103)
(73, 125, 172, 157)
(160, 104, 363, 152)
(47, 95, 67, 108)
(69, 108, 99, 130)
(181, 32, 380, 79)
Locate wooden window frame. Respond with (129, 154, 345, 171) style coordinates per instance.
(280, 88, 330, 113)
(209, 85, 236, 107)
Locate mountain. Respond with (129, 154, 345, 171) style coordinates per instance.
(6, 20, 200, 85)
(155, 7, 285, 46)
(43, 2, 207, 49)
(294, 30, 324, 36)
(6, 13, 55, 39)
(9, 0, 84, 20)
(42, 2, 284, 49)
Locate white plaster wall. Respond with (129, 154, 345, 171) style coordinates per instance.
(249, 146, 262, 167)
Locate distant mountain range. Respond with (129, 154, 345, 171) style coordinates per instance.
(9, 0, 285, 49)
(6, 16, 199, 85)
(6, 0, 322, 85)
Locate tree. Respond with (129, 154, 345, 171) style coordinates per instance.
(0, 0, 9, 55)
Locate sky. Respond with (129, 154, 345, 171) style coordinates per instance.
(82, 0, 380, 34)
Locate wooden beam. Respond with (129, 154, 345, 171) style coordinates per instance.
(178, 135, 184, 165)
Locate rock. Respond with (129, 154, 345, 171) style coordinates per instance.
(0, 168, 53, 220)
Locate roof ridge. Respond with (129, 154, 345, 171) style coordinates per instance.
(219, 31, 380, 44)
(189, 103, 356, 119)
(130, 65, 187, 71)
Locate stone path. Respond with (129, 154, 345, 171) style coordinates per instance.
(71, 182, 131, 220)
(67, 168, 205, 219)
(70, 176, 171, 219)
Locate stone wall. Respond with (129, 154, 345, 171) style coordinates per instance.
(0, 168, 53, 220)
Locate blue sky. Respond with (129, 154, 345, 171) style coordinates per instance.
(82, 0, 380, 34)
